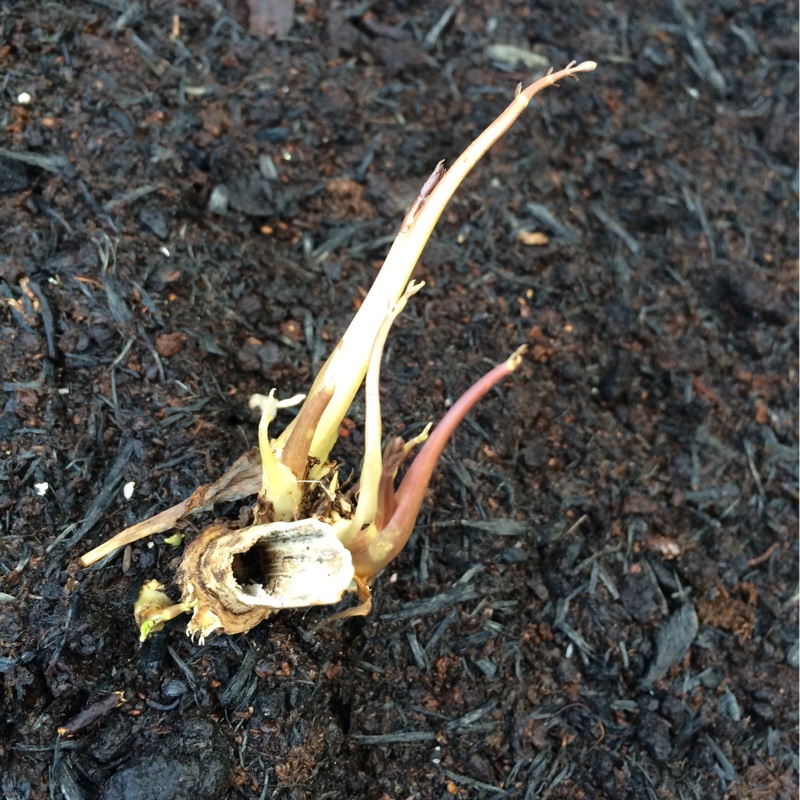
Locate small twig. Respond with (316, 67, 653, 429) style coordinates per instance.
(748, 541, 778, 568)
(590, 204, 641, 255)
(25, 280, 56, 360)
(352, 730, 436, 745)
(0, 147, 68, 173)
(525, 201, 581, 243)
(423, 4, 456, 49)
(743, 437, 765, 501)
(671, 0, 727, 95)
(442, 769, 511, 796)
(57, 693, 125, 737)
(380, 583, 479, 620)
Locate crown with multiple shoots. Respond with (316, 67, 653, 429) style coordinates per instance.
(80, 61, 596, 641)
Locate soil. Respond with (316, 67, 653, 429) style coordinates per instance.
(1, 2, 797, 799)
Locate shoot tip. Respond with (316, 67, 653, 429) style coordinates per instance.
(402, 279, 425, 301)
(507, 344, 528, 371)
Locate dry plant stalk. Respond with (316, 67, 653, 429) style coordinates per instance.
(82, 61, 597, 640)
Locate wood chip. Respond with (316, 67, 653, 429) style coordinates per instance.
(485, 44, 549, 70)
(643, 602, 698, 686)
(155, 331, 188, 357)
(247, 0, 294, 38)
(516, 230, 549, 246)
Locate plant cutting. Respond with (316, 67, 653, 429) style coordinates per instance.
(80, 60, 596, 640)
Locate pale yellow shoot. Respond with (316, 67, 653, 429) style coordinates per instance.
(134, 579, 196, 641)
(336, 280, 425, 547)
(402, 423, 432, 462)
(249, 390, 305, 521)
